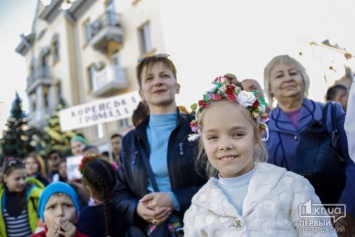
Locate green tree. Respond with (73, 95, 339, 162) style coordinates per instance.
(42, 97, 76, 156)
(1, 92, 35, 159)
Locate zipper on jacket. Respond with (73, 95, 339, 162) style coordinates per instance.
(131, 151, 138, 165)
(179, 142, 183, 155)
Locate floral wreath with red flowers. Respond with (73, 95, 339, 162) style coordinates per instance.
(79, 153, 99, 174)
(188, 76, 269, 141)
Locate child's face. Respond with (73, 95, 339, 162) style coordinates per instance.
(44, 194, 76, 229)
(71, 141, 85, 156)
(3, 168, 26, 192)
(25, 157, 39, 176)
(201, 101, 256, 178)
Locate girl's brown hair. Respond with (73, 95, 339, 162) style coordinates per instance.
(24, 152, 47, 179)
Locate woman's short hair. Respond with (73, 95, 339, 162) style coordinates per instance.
(136, 54, 177, 88)
(263, 55, 310, 107)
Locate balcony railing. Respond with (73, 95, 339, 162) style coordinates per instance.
(92, 65, 129, 97)
(89, 11, 123, 53)
(26, 66, 52, 92)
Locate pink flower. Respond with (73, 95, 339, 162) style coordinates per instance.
(213, 93, 222, 100)
(227, 94, 236, 102)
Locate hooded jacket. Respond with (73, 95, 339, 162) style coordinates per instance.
(0, 177, 44, 237)
(183, 163, 336, 237)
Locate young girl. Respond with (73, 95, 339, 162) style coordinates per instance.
(77, 154, 128, 237)
(183, 76, 336, 236)
(0, 157, 44, 237)
(70, 135, 89, 156)
(25, 153, 50, 186)
(31, 182, 89, 237)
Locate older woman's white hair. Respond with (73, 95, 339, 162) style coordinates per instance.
(263, 55, 310, 108)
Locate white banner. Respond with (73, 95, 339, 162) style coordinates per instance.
(59, 91, 140, 131)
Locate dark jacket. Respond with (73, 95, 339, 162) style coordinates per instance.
(266, 98, 355, 217)
(112, 110, 207, 234)
(77, 202, 128, 237)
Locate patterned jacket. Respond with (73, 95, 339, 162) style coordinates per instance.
(183, 163, 336, 237)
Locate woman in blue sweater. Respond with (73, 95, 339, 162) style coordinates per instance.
(112, 54, 207, 237)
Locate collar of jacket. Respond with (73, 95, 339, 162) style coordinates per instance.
(267, 98, 320, 134)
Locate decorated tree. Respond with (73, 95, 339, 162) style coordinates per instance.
(41, 97, 76, 156)
(1, 92, 35, 159)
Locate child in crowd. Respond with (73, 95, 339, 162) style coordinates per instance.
(31, 182, 89, 237)
(77, 154, 128, 237)
(183, 76, 336, 236)
(25, 152, 50, 186)
(58, 159, 68, 183)
(70, 135, 89, 156)
(82, 145, 118, 170)
(0, 157, 44, 237)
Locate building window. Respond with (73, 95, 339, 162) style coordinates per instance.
(119, 118, 128, 128)
(94, 124, 104, 139)
(43, 85, 49, 108)
(85, 21, 92, 42)
(112, 51, 121, 67)
(139, 22, 152, 54)
(106, 0, 117, 26)
(57, 82, 62, 99)
(87, 65, 96, 90)
(52, 40, 60, 62)
(31, 93, 36, 112)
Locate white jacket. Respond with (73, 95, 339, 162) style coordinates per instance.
(345, 80, 355, 163)
(183, 163, 336, 237)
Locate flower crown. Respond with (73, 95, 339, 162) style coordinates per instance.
(79, 153, 99, 174)
(188, 76, 269, 141)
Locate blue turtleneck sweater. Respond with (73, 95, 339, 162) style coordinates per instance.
(146, 112, 179, 210)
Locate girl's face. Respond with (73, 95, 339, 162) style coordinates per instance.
(3, 168, 27, 192)
(268, 63, 305, 101)
(201, 102, 256, 178)
(44, 194, 76, 229)
(71, 141, 85, 156)
(25, 157, 39, 176)
(139, 62, 180, 113)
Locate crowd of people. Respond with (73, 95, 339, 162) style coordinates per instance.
(0, 53, 354, 237)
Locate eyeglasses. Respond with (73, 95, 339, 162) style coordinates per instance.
(137, 53, 170, 63)
(49, 155, 60, 160)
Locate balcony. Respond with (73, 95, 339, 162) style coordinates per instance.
(26, 66, 52, 92)
(89, 11, 123, 53)
(92, 65, 129, 97)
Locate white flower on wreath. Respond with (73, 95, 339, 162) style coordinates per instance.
(237, 91, 256, 107)
(219, 85, 227, 93)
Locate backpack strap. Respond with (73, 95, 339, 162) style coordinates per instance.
(330, 101, 339, 148)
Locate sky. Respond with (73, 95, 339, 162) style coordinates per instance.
(0, 0, 354, 135)
(0, 0, 36, 132)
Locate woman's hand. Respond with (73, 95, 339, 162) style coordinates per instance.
(137, 192, 173, 225)
(142, 192, 174, 210)
(333, 212, 355, 236)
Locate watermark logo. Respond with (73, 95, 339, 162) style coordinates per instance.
(297, 200, 346, 233)
(299, 200, 346, 223)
